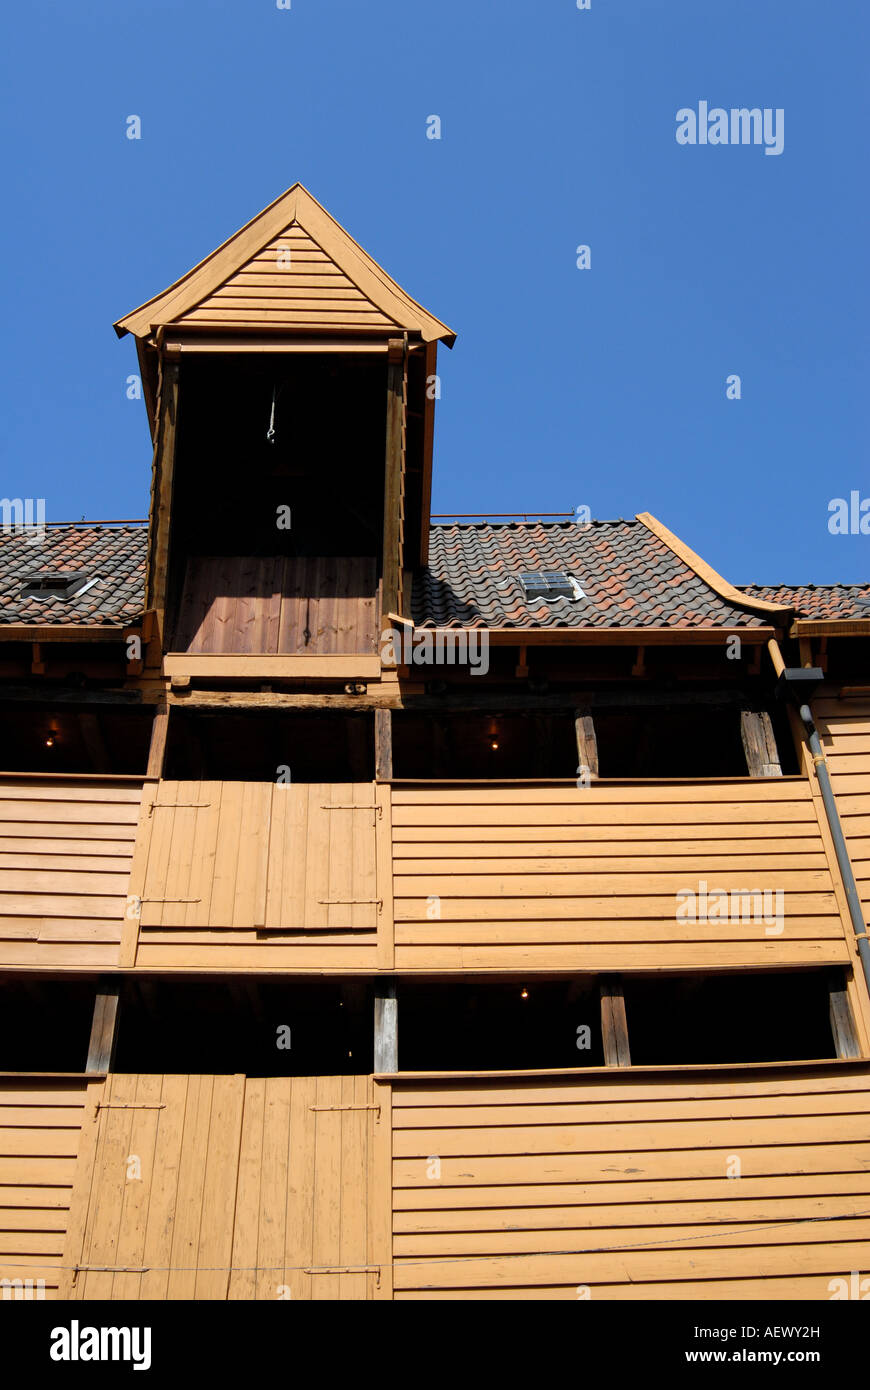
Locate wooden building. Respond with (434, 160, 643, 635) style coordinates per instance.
(1, 184, 869, 1301)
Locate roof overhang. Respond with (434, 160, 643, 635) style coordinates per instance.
(636, 513, 794, 619)
(114, 183, 455, 347)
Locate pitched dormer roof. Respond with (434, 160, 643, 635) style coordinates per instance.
(114, 184, 455, 345)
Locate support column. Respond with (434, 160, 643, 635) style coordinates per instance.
(374, 981, 398, 1073)
(599, 975, 631, 1067)
(86, 979, 122, 1073)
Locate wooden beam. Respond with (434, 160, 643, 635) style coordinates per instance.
(599, 975, 631, 1067)
(740, 709, 783, 777)
(0, 686, 142, 706)
(375, 708, 393, 780)
(574, 708, 599, 779)
(828, 970, 861, 1059)
(0, 625, 135, 643)
(374, 981, 398, 1073)
(145, 358, 180, 622)
(418, 341, 438, 565)
(146, 703, 170, 779)
(792, 618, 870, 637)
(426, 626, 777, 648)
(85, 979, 122, 1073)
(31, 643, 45, 676)
(163, 654, 382, 681)
(168, 686, 772, 714)
(381, 340, 406, 621)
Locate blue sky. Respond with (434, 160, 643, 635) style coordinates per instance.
(1, 0, 866, 583)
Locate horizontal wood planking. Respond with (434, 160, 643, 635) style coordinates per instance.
(391, 782, 850, 971)
(173, 556, 377, 657)
(162, 654, 382, 680)
(62, 1074, 379, 1301)
(391, 1064, 870, 1298)
(0, 779, 143, 970)
(0, 1078, 91, 1297)
(177, 224, 400, 331)
(133, 782, 379, 968)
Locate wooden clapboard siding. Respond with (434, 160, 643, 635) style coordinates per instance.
(815, 697, 870, 930)
(131, 782, 379, 970)
(391, 780, 851, 971)
(173, 556, 378, 656)
(177, 224, 399, 331)
(60, 1074, 381, 1301)
(0, 1078, 93, 1298)
(391, 1063, 870, 1299)
(0, 778, 144, 970)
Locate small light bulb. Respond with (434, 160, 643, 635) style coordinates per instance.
(491, 740, 499, 750)
(45, 736, 54, 748)
(520, 988, 529, 999)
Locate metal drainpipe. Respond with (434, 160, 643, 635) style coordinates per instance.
(768, 639, 870, 992)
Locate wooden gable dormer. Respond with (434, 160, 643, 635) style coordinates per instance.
(115, 184, 454, 680)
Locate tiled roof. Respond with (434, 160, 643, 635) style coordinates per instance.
(0, 526, 147, 626)
(412, 521, 776, 630)
(740, 584, 870, 620)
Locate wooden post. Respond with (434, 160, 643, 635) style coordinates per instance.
(146, 702, 170, 779)
(374, 981, 398, 1073)
(145, 358, 181, 628)
(375, 708, 393, 781)
(828, 970, 861, 1059)
(740, 708, 783, 777)
(574, 708, 599, 779)
(599, 975, 631, 1067)
(381, 340, 406, 622)
(86, 978, 122, 1073)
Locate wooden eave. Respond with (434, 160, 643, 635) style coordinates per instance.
(0, 624, 140, 643)
(114, 183, 455, 347)
(636, 513, 794, 619)
(413, 625, 778, 646)
(791, 617, 870, 637)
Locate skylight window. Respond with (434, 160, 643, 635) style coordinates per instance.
(520, 571, 584, 601)
(20, 573, 99, 602)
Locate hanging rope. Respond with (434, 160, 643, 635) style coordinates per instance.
(266, 384, 277, 444)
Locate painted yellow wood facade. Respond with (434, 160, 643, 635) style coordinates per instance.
(6, 1061, 868, 1301)
(0, 771, 862, 977)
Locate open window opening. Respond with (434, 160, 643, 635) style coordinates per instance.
(593, 705, 795, 777)
(0, 976, 98, 1072)
(112, 977, 373, 1076)
(389, 700, 795, 780)
(387, 968, 852, 1072)
(168, 355, 386, 655)
(164, 708, 375, 781)
(397, 978, 605, 1071)
(0, 705, 153, 774)
(621, 969, 841, 1066)
(392, 711, 579, 779)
